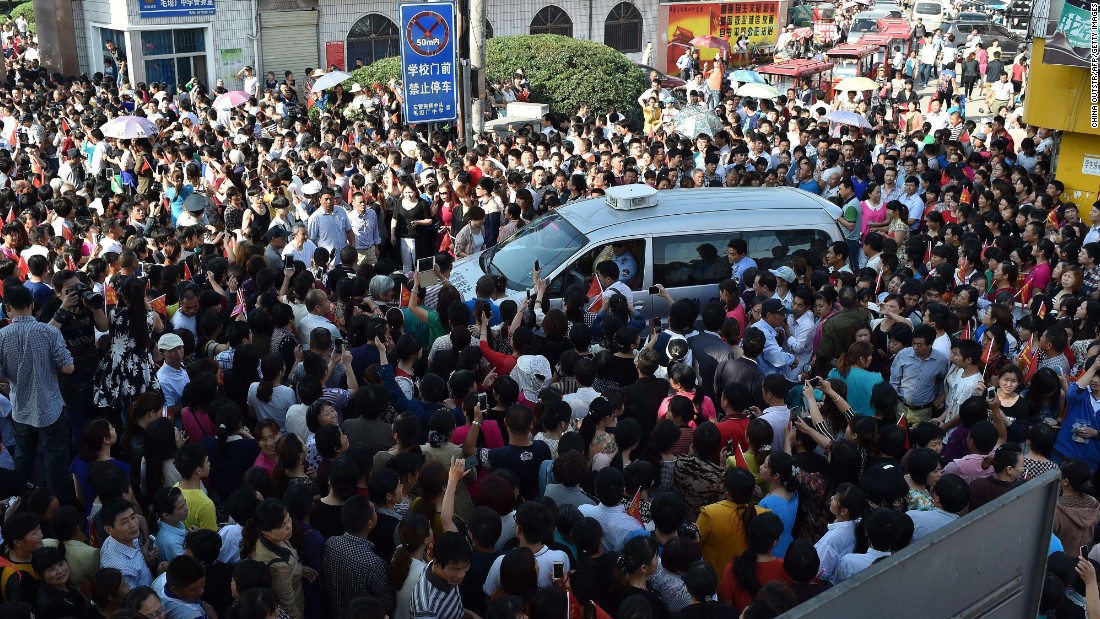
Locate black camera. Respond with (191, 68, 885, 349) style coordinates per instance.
(71, 283, 104, 306)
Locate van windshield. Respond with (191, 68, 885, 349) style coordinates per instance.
(851, 18, 880, 32)
(481, 212, 589, 290)
(915, 3, 942, 14)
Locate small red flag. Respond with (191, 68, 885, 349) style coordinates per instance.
(956, 256, 968, 283)
(586, 277, 604, 313)
(104, 285, 118, 306)
(1037, 301, 1047, 320)
(183, 261, 193, 281)
(140, 157, 152, 175)
(981, 337, 995, 365)
(15, 255, 27, 280)
(1046, 208, 1059, 228)
(66, 254, 76, 271)
(924, 240, 933, 267)
(1016, 280, 1032, 303)
(5, 207, 15, 224)
(231, 290, 247, 317)
(62, 225, 75, 242)
(150, 294, 167, 316)
(59, 118, 70, 133)
(960, 187, 971, 205)
(626, 488, 643, 524)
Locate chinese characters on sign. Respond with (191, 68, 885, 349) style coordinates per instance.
(659, 1, 780, 75)
(138, 0, 216, 18)
(399, 2, 458, 124)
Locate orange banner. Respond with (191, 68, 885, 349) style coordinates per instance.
(660, 1, 782, 75)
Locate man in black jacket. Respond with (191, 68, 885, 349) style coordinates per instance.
(690, 303, 733, 402)
(713, 327, 767, 410)
(622, 348, 670, 442)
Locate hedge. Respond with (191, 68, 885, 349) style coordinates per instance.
(9, 1, 34, 34)
(350, 35, 648, 117)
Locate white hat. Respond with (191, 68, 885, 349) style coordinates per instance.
(157, 333, 185, 351)
(400, 140, 419, 158)
(301, 180, 322, 195)
(312, 69, 326, 77)
(228, 149, 245, 165)
(350, 83, 362, 93)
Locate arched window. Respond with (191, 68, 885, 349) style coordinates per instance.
(346, 14, 399, 67)
(530, 5, 573, 37)
(604, 2, 643, 53)
(486, 19, 494, 39)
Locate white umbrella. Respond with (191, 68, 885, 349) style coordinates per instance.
(824, 110, 873, 129)
(311, 71, 353, 93)
(100, 116, 159, 139)
(736, 82, 781, 99)
(674, 104, 725, 139)
(212, 90, 251, 110)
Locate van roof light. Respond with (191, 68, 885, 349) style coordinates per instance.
(605, 184, 658, 211)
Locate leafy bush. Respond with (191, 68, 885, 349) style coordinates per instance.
(350, 57, 402, 90)
(9, 2, 34, 33)
(484, 34, 647, 116)
(350, 35, 647, 117)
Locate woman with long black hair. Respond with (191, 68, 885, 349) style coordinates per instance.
(94, 276, 162, 415)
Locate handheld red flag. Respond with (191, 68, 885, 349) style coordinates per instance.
(1047, 208, 1059, 228)
(231, 289, 247, 317)
(182, 261, 193, 281)
(104, 285, 118, 306)
(981, 337, 995, 365)
(150, 294, 167, 316)
(66, 254, 76, 271)
(62, 225, 75, 242)
(960, 187, 971, 205)
(924, 240, 933, 267)
(15, 255, 27, 280)
(5, 207, 15, 224)
(140, 157, 152, 175)
(626, 488, 643, 524)
(1037, 301, 1047, 320)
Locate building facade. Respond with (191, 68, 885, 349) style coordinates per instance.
(69, 0, 659, 91)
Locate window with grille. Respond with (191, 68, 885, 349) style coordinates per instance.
(346, 14, 400, 66)
(141, 29, 207, 90)
(530, 5, 573, 37)
(604, 2, 643, 53)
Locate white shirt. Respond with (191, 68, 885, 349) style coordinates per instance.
(908, 508, 959, 541)
(285, 404, 309, 442)
(578, 502, 647, 552)
(759, 406, 791, 454)
(98, 237, 124, 255)
(297, 312, 340, 346)
(156, 363, 190, 407)
(944, 366, 983, 423)
(282, 240, 317, 268)
(815, 519, 858, 585)
(835, 548, 891, 583)
(483, 545, 570, 596)
(563, 387, 601, 424)
(601, 280, 634, 307)
(217, 523, 243, 563)
(932, 333, 952, 360)
(782, 311, 816, 382)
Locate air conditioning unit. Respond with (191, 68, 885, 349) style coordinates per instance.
(606, 184, 658, 211)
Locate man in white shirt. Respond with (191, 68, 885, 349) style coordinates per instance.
(595, 259, 634, 307)
(835, 507, 907, 583)
(562, 357, 601, 425)
(483, 502, 571, 593)
(924, 99, 949, 132)
(782, 289, 816, 382)
(156, 334, 191, 409)
(758, 374, 794, 453)
(97, 218, 125, 255)
(237, 65, 259, 98)
(908, 474, 968, 541)
(297, 289, 341, 344)
(282, 224, 318, 267)
(578, 468, 648, 552)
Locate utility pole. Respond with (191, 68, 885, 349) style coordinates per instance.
(469, 0, 486, 143)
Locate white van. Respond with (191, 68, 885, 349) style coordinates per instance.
(446, 186, 846, 317)
(911, 0, 947, 31)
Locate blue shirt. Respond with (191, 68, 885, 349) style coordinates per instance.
(154, 571, 208, 619)
(156, 520, 187, 563)
(100, 536, 152, 589)
(750, 318, 794, 376)
(464, 298, 501, 327)
(613, 251, 638, 284)
(730, 256, 757, 282)
(306, 206, 353, 260)
(889, 347, 949, 407)
(1054, 383, 1100, 470)
(798, 178, 822, 195)
(760, 493, 799, 558)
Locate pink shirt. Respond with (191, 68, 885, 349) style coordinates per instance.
(658, 390, 717, 423)
(253, 451, 276, 473)
(943, 453, 993, 484)
(860, 200, 887, 237)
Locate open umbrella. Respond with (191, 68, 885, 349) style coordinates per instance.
(690, 35, 731, 55)
(674, 104, 725, 139)
(834, 76, 879, 92)
(730, 69, 764, 84)
(212, 90, 251, 110)
(792, 27, 815, 39)
(736, 82, 781, 99)
(311, 70, 353, 93)
(100, 116, 159, 140)
(824, 110, 872, 129)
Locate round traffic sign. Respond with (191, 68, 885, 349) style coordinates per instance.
(405, 11, 451, 56)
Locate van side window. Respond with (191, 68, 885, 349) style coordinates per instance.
(546, 239, 646, 297)
(652, 234, 735, 288)
(742, 229, 834, 272)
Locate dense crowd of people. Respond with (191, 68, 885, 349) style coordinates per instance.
(0, 5, 1094, 619)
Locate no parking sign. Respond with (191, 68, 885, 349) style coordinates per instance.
(399, 2, 459, 123)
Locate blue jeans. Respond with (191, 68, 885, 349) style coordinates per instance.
(13, 409, 74, 504)
(919, 63, 932, 87)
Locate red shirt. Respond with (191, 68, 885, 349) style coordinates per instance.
(720, 558, 788, 611)
(716, 418, 751, 453)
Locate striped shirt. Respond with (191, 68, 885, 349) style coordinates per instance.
(99, 536, 152, 589)
(0, 315, 73, 427)
(411, 563, 464, 619)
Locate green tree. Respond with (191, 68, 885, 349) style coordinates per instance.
(9, 1, 34, 34)
(349, 35, 647, 117)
